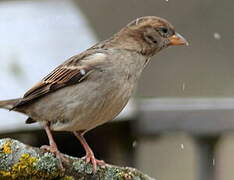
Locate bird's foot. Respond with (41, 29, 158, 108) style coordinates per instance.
(40, 145, 68, 169)
(82, 152, 105, 172)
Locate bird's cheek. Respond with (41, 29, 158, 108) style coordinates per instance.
(158, 40, 169, 50)
(164, 39, 171, 47)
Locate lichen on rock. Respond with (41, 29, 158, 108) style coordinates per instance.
(1, 140, 12, 154)
(0, 138, 154, 180)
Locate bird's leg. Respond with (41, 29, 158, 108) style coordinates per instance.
(73, 131, 105, 172)
(41, 122, 67, 168)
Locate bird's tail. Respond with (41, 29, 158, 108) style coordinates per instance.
(0, 99, 20, 110)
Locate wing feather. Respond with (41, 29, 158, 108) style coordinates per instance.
(13, 51, 106, 108)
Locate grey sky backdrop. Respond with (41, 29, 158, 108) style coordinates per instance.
(76, 0, 234, 97)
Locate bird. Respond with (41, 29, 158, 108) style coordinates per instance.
(0, 16, 188, 172)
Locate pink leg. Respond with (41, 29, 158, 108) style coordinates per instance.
(73, 131, 105, 172)
(41, 122, 67, 168)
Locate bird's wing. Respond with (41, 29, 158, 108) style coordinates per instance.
(13, 51, 106, 108)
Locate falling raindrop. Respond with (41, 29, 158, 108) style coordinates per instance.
(180, 144, 184, 149)
(182, 82, 186, 91)
(212, 158, 216, 166)
(213, 32, 221, 40)
(80, 69, 86, 75)
(132, 140, 138, 148)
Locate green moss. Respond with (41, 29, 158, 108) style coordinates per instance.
(0, 154, 11, 171)
(35, 152, 64, 179)
(12, 153, 38, 177)
(36, 152, 60, 172)
(99, 166, 144, 180)
(121, 171, 134, 180)
(60, 176, 75, 180)
(0, 153, 38, 179)
(0, 140, 15, 171)
(0, 152, 65, 180)
(0, 139, 153, 180)
(0, 170, 11, 177)
(73, 158, 100, 175)
(84, 163, 94, 174)
(102, 166, 120, 180)
(73, 159, 85, 173)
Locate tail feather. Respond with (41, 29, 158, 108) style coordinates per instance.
(0, 99, 21, 110)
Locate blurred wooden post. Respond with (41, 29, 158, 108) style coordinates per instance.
(194, 137, 219, 180)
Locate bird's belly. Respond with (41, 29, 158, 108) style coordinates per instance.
(27, 76, 134, 132)
(63, 89, 130, 132)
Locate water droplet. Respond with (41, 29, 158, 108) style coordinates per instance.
(213, 32, 221, 40)
(180, 144, 184, 149)
(212, 158, 215, 166)
(132, 140, 137, 148)
(80, 69, 86, 75)
(182, 82, 186, 91)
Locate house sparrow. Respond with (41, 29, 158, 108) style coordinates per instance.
(0, 16, 188, 172)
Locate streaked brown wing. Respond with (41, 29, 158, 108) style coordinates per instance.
(11, 49, 107, 109)
(13, 65, 93, 108)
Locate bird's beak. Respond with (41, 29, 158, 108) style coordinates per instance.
(168, 33, 189, 46)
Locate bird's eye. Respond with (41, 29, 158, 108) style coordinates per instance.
(159, 27, 168, 34)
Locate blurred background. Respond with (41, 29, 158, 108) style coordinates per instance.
(0, 0, 234, 179)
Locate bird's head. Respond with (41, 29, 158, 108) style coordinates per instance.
(112, 16, 188, 56)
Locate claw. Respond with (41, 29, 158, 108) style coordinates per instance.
(83, 152, 105, 172)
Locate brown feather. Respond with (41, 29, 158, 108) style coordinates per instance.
(0, 99, 20, 110)
(12, 52, 101, 109)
